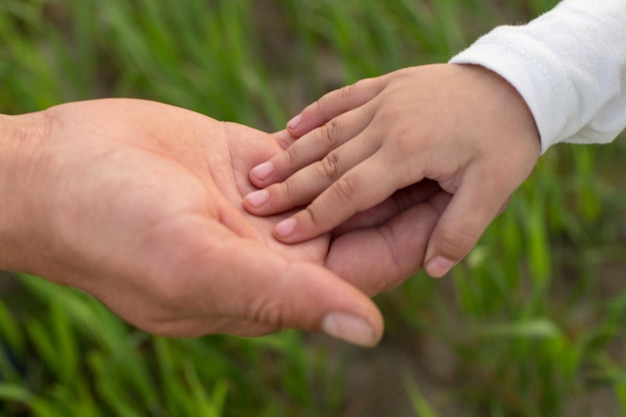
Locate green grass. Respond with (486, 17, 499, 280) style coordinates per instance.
(1, 0, 626, 416)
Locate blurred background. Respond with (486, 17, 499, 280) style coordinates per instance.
(1, 0, 626, 416)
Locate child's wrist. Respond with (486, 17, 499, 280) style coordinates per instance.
(457, 63, 540, 148)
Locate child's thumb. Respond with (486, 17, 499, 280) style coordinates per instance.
(424, 176, 510, 278)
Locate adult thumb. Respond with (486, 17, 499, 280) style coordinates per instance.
(209, 238, 384, 347)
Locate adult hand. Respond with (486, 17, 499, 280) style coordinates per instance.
(0, 99, 442, 346)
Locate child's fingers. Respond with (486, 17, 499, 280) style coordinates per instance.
(333, 180, 442, 234)
(424, 167, 512, 278)
(286, 76, 386, 138)
(249, 107, 374, 189)
(271, 152, 418, 243)
(245, 134, 379, 216)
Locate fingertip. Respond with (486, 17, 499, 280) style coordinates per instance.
(321, 312, 381, 347)
(243, 189, 269, 212)
(250, 161, 274, 185)
(285, 112, 316, 138)
(425, 255, 455, 278)
(424, 174, 510, 279)
(273, 214, 324, 244)
(274, 217, 297, 240)
(286, 113, 310, 139)
(286, 105, 324, 138)
(286, 114, 302, 131)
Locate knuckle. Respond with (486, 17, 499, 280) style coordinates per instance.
(280, 175, 300, 201)
(303, 178, 358, 229)
(283, 144, 300, 167)
(390, 127, 423, 158)
(311, 99, 324, 119)
(320, 118, 341, 146)
(314, 94, 332, 119)
(436, 226, 478, 262)
(317, 151, 342, 181)
(304, 204, 325, 229)
(249, 297, 291, 328)
(330, 175, 358, 206)
(336, 83, 355, 101)
(328, 115, 345, 135)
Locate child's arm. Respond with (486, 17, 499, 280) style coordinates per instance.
(450, 0, 626, 152)
(244, 0, 626, 278)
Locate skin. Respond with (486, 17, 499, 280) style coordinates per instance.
(244, 64, 541, 277)
(0, 98, 443, 346)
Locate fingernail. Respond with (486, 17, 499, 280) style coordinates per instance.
(322, 312, 377, 347)
(275, 218, 296, 238)
(287, 114, 302, 130)
(251, 162, 273, 181)
(244, 189, 268, 208)
(425, 256, 454, 278)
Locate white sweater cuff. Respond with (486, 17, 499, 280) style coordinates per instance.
(450, 0, 626, 154)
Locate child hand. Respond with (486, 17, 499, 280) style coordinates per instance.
(244, 64, 541, 277)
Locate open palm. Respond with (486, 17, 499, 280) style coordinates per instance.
(7, 99, 442, 346)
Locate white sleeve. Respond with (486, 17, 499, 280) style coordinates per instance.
(449, 0, 626, 154)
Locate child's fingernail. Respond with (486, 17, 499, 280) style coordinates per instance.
(287, 114, 302, 130)
(425, 256, 454, 278)
(275, 218, 297, 238)
(322, 312, 377, 347)
(244, 190, 268, 208)
(251, 162, 273, 181)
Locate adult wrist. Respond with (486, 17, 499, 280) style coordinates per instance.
(0, 111, 48, 272)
